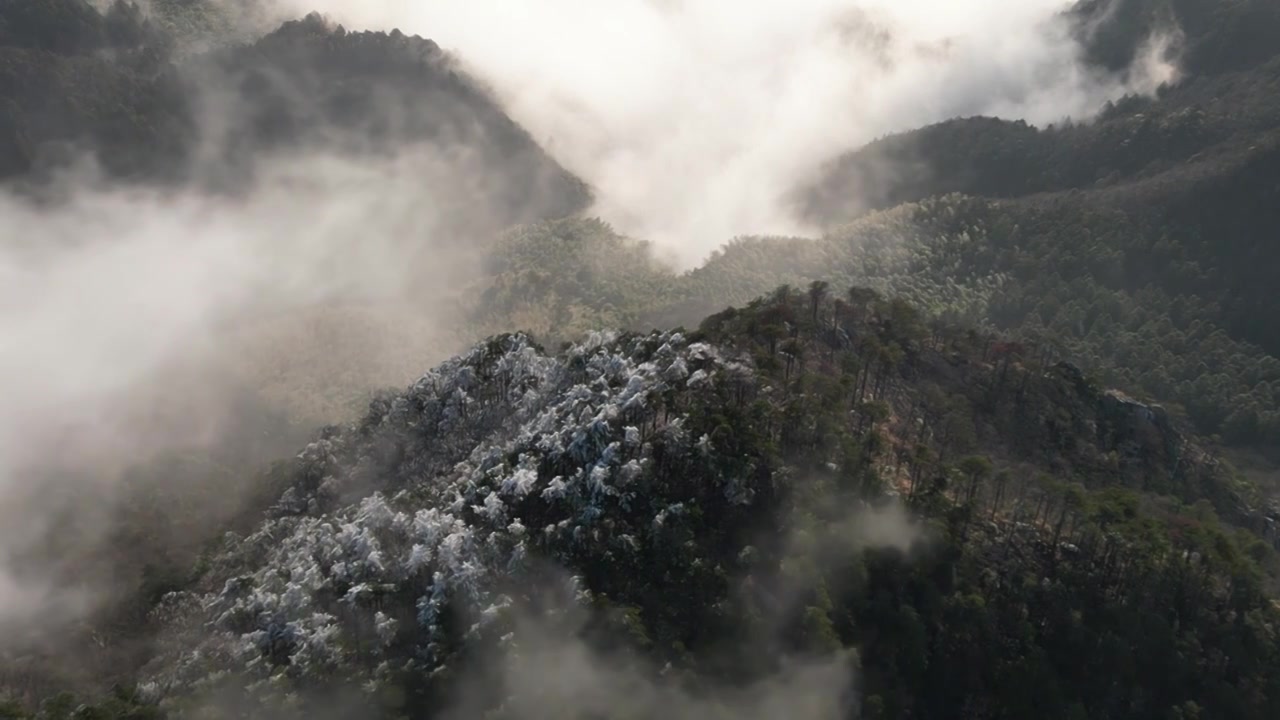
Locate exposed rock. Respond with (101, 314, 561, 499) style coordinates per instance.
(1097, 389, 1181, 461)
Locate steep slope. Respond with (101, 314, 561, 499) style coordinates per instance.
(468, 183, 1280, 452)
(800, 0, 1280, 219)
(180, 13, 590, 230)
(799, 59, 1280, 222)
(0, 3, 590, 230)
(19, 287, 1277, 719)
(798, 151, 1280, 449)
(4, 1, 1280, 716)
(0, 1, 595, 516)
(743, 0, 1280, 452)
(0, 4, 593, 709)
(1071, 0, 1280, 77)
(0, 0, 188, 180)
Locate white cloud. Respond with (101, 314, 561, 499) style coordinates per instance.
(278, 0, 1178, 264)
(0, 148, 474, 633)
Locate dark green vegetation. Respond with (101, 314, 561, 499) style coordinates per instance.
(452, 3, 1280, 451)
(1072, 0, 1280, 77)
(795, 0, 1280, 449)
(0, 1, 588, 230)
(11, 287, 1280, 719)
(3, 0, 1280, 718)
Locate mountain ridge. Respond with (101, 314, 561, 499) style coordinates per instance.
(4, 1, 1280, 717)
(0, 2, 592, 231)
(81, 287, 1280, 718)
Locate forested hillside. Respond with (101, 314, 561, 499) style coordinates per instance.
(3, 0, 1280, 718)
(0, 1, 589, 230)
(791, 0, 1280, 449)
(13, 287, 1280, 719)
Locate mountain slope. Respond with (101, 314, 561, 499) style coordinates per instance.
(756, 1, 1280, 451)
(471, 176, 1280, 453)
(3, 2, 1280, 717)
(0, 3, 590, 230)
(19, 287, 1274, 719)
(797, 0, 1280, 220)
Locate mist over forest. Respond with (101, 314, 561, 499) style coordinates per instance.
(2, 1, 1280, 718)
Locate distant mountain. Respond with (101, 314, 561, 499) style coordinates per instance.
(799, 52, 1280, 219)
(0, 2, 590, 231)
(436, 1, 1280, 452)
(773, 0, 1280, 449)
(1071, 0, 1280, 77)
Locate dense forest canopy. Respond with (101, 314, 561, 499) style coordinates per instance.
(1, 0, 1280, 718)
(790, 0, 1280, 449)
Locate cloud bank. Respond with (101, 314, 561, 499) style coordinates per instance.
(279, 0, 1179, 265)
(0, 148, 477, 639)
